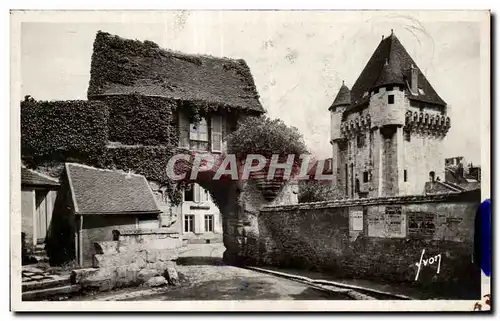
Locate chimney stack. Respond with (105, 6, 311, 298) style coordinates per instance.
(410, 64, 418, 93)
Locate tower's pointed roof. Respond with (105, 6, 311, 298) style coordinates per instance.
(329, 81, 351, 111)
(348, 31, 446, 108)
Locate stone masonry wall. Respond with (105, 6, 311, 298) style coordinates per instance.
(258, 191, 481, 299)
(81, 215, 147, 267)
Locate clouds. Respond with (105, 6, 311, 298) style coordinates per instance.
(20, 11, 483, 164)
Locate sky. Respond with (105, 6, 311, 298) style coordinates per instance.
(20, 11, 484, 165)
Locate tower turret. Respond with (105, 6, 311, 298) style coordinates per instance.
(329, 81, 351, 194)
(330, 81, 351, 142)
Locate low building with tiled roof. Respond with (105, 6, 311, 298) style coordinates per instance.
(21, 166, 60, 188)
(46, 163, 161, 266)
(329, 30, 452, 199)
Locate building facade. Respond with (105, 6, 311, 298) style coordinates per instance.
(85, 32, 265, 243)
(330, 31, 451, 199)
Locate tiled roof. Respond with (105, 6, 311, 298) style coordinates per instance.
(306, 159, 333, 177)
(329, 82, 351, 111)
(88, 31, 265, 114)
(373, 58, 405, 88)
(21, 167, 60, 188)
(66, 163, 160, 215)
(348, 33, 446, 110)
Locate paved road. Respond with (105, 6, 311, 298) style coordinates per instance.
(80, 244, 353, 301)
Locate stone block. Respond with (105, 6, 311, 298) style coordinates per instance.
(81, 269, 117, 292)
(137, 268, 161, 283)
(71, 268, 99, 284)
(165, 264, 179, 286)
(145, 276, 167, 287)
(113, 265, 142, 288)
(93, 251, 147, 268)
(94, 241, 119, 255)
(145, 249, 178, 263)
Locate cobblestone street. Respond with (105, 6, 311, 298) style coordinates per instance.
(70, 244, 353, 301)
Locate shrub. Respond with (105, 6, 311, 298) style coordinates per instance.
(298, 180, 338, 203)
(226, 115, 308, 161)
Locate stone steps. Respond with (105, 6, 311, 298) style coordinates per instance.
(22, 275, 71, 292)
(22, 284, 81, 301)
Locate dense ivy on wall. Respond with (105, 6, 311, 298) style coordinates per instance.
(20, 95, 197, 205)
(21, 96, 109, 167)
(88, 31, 160, 94)
(104, 94, 177, 146)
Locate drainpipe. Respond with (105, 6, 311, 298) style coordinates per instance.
(32, 190, 37, 245)
(79, 215, 83, 266)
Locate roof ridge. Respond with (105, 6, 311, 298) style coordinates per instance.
(66, 162, 146, 178)
(97, 30, 244, 65)
(22, 166, 60, 183)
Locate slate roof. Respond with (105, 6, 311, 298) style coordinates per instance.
(347, 32, 446, 110)
(88, 31, 265, 114)
(329, 82, 351, 111)
(65, 163, 160, 215)
(21, 167, 60, 188)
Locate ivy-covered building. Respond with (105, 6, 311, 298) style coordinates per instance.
(21, 31, 266, 258)
(87, 31, 265, 243)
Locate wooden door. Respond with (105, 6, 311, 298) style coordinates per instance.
(35, 190, 55, 244)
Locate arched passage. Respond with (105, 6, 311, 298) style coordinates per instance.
(181, 161, 299, 266)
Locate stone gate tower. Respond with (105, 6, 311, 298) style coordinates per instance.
(329, 31, 451, 199)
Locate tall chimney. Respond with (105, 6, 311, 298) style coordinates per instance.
(410, 64, 418, 93)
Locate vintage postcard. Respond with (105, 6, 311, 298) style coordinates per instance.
(10, 10, 491, 312)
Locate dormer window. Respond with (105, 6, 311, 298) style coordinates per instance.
(418, 88, 425, 95)
(363, 91, 368, 98)
(386, 86, 393, 91)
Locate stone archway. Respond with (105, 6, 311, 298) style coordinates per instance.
(179, 158, 299, 266)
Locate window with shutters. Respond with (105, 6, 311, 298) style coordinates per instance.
(189, 118, 209, 151)
(178, 112, 223, 152)
(210, 115, 223, 152)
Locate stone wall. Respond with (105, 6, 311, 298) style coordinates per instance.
(118, 228, 183, 250)
(81, 215, 156, 267)
(258, 190, 481, 299)
(71, 228, 182, 292)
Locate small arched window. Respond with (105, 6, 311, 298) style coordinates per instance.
(429, 171, 436, 182)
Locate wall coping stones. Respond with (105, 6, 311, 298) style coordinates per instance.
(119, 228, 179, 236)
(260, 189, 480, 212)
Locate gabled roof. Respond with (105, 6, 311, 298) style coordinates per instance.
(348, 32, 446, 109)
(65, 163, 160, 215)
(21, 166, 60, 188)
(307, 159, 333, 177)
(329, 82, 351, 111)
(88, 31, 265, 114)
